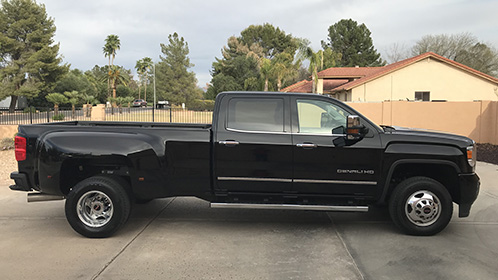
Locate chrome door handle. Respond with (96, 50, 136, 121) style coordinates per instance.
(296, 143, 317, 148)
(219, 140, 240, 146)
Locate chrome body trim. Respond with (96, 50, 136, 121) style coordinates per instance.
(217, 177, 376, 185)
(217, 177, 292, 183)
(296, 143, 317, 148)
(294, 179, 377, 185)
(226, 127, 289, 135)
(211, 203, 369, 212)
(219, 140, 240, 146)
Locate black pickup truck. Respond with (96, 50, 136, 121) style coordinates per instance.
(10, 91, 480, 237)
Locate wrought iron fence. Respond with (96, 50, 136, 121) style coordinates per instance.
(0, 107, 91, 125)
(0, 106, 213, 125)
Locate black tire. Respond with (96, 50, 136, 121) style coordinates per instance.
(389, 176, 453, 236)
(65, 176, 131, 238)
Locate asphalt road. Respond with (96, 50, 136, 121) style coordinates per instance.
(1, 162, 497, 280)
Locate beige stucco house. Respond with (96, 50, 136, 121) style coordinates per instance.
(282, 52, 498, 102)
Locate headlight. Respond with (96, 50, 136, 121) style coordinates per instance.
(467, 145, 476, 171)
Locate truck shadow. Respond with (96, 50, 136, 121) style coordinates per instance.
(128, 197, 393, 231)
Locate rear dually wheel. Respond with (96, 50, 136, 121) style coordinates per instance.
(65, 176, 131, 238)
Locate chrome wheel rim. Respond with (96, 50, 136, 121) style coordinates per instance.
(77, 191, 114, 228)
(405, 190, 441, 227)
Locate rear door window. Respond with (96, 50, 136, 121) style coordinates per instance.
(227, 98, 284, 132)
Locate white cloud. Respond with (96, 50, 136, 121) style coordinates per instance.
(38, 0, 498, 86)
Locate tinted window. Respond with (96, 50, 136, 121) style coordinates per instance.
(297, 99, 347, 134)
(227, 98, 284, 132)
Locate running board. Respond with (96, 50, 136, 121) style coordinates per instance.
(210, 203, 368, 212)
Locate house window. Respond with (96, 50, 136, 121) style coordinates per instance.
(415, 91, 430, 101)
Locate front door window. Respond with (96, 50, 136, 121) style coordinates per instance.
(297, 99, 347, 134)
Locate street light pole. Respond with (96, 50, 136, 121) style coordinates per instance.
(152, 62, 156, 122)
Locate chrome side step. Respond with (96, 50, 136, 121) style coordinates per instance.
(210, 203, 368, 212)
(27, 192, 65, 203)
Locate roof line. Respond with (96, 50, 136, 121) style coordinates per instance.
(335, 52, 498, 91)
(281, 79, 310, 92)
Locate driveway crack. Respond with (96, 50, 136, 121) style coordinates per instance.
(327, 212, 365, 280)
(91, 197, 176, 280)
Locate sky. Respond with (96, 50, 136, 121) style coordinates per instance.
(38, 0, 498, 88)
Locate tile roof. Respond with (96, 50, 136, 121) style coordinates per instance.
(317, 67, 382, 78)
(281, 79, 312, 92)
(330, 52, 498, 92)
(280, 79, 350, 93)
(323, 79, 350, 92)
(281, 52, 498, 94)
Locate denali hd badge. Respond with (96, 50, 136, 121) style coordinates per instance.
(337, 169, 375, 175)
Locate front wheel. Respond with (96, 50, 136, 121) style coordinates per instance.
(65, 176, 131, 238)
(389, 176, 453, 236)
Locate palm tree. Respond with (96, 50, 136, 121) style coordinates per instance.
(64, 90, 80, 118)
(272, 52, 295, 91)
(135, 59, 145, 99)
(298, 47, 323, 93)
(103, 35, 121, 98)
(260, 58, 272, 91)
(45, 93, 68, 115)
(135, 57, 153, 102)
(141, 57, 153, 104)
(107, 66, 129, 100)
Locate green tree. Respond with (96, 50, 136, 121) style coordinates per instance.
(208, 24, 301, 97)
(239, 23, 299, 59)
(322, 19, 384, 67)
(55, 69, 95, 96)
(156, 32, 200, 105)
(411, 33, 498, 77)
(45, 92, 67, 115)
(205, 73, 242, 100)
(0, 0, 68, 112)
(103, 34, 121, 98)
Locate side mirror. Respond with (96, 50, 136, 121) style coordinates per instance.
(346, 115, 368, 141)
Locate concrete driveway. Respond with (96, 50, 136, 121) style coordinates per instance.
(1, 162, 497, 280)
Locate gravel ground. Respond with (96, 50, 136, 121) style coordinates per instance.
(1, 150, 16, 186)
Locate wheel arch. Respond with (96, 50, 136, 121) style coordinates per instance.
(380, 159, 460, 204)
(59, 155, 134, 196)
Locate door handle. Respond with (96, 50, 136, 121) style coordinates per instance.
(219, 140, 240, 146)
(296, 143, 317, 149)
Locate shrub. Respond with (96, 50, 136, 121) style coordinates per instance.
(23, 106, 36, 113)
(52, 113, 65, 121)
(188, 99, 215, 111)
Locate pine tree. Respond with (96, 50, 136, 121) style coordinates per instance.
(0, 0, 68, 112)
(322, 19, 385, 67)
(155, 33, 200, 105)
